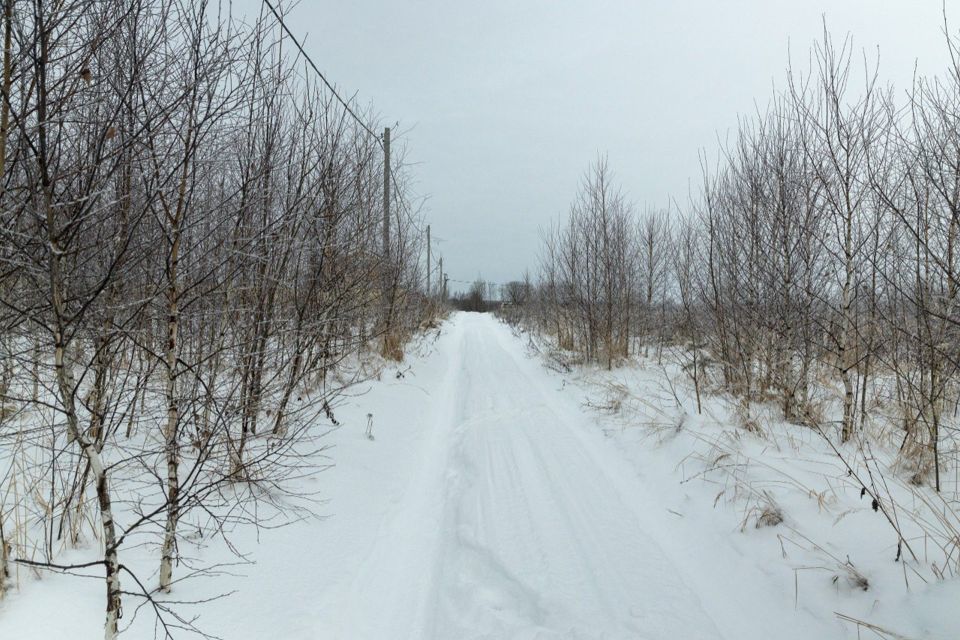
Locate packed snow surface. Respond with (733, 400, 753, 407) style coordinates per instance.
(2, 311, 956, 638)
(335, 312, 725, 639)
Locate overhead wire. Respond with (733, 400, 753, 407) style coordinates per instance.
(261, 0, 434, 261)
(261, 0, 382, 143)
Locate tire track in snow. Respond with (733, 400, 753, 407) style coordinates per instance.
(342, 313, 725, 639)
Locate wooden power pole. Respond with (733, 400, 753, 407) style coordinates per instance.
(383, 127, 390, 273)
(426, 224, 431, 298)
(381, 127, 391, 343)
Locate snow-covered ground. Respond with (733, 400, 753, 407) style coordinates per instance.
(1, 311, 957, 638)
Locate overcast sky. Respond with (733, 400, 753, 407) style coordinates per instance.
(240, 0, 957, 291)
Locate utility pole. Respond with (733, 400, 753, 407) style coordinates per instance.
(426, 224, 431, 299)
(382, 127, 391, 342)
(438, 256, 443, 302)
(383, 127, 390, 274)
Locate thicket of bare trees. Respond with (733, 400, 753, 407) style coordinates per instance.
(538, 158, 670, 369)
(0, 1, 433, 637)
(528, 29, 960, 505)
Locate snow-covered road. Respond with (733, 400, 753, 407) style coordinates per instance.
(1, 311, 844, 639)
(334, 313, 723, 639)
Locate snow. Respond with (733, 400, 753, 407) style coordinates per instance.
(545, 337, 960, 640)
(1, 311, 958, 638)
(337, 313, 722, 639)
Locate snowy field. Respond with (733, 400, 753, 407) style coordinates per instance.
(1, 311, 957, 638)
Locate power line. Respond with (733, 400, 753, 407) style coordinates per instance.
(446, 278, 516, 287)
(260, 0, 382, 143)
(261, 1, 424, 238)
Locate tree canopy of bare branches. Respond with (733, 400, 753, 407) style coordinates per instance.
(0, 1, 434, 637)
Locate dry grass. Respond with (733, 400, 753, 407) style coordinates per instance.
(380, 332, 406, 362)
(755, 498, 784, 529)
(834, 613, 916, 639)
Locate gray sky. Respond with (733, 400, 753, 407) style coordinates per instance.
(242, 0, 957, 291)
